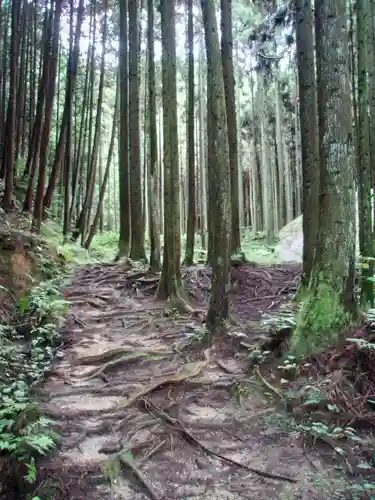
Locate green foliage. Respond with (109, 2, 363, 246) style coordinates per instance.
(41, 216, 118, 265)
(90, 230, 119, 260)
(349, 481, 375, 498)
(277, 356, 297, 379)
(241, 231, 278, 264)
(0, 277, 67, 489)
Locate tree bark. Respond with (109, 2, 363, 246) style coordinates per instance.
(220, 0, 243, 258)
(294, 0, 358, 355)
(295, 0, 320, 287)
(156, 0, 188, 311)
(201, 0, 231, 330)
(184, 0, 196, 265)
(147, 0, 161, 271)
(129, 0, 146, 261)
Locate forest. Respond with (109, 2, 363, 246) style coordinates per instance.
(0, 0, 375, 498)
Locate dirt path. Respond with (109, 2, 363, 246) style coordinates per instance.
(35, 263, 342, 500)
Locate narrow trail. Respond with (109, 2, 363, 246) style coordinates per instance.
(35, 262, 338, 499)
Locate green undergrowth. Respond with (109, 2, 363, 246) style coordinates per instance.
(41, 218, 119, 265)
(0, 275, 69, 498)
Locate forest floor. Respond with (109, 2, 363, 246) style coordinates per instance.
(31, 260, 364, 500)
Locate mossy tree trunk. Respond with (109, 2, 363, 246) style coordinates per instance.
(295, 0, 320, 288)
(294, 0, 358, 356)
(129, 0, 146, 261)
(156, 0, 188, 310)
(201, 0, 231, 330)
(183, 0, 196, 266)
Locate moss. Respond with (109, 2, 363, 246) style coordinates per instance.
(290, 281, 351, 358)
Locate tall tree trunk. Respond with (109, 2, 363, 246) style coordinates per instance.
(295, 0, 320, 287)
(357, 0, 373, 305)
(220, 0, 243, 258)
(42, 0, 84, 212)
(118, 0, 130, 258)
(62, 0, 74, 236)
(2, 0, 19, 210)
(294, 0, 358, 356)
(184, 0, 196, 265)
(22, 7, 52, 211)
(198, 31, 207, 250)
(258, 72, 274, 242)
(156, 0, 188, 311)
(201, 0, 231, 330)
(367, 0, 375, 232)
(129, 0, 146, 261)
(84, 78, 119, 250)
(78, 1, 107, 241)
(14, 1, 27, 167)
(33, 0, 61, 232)
(147, 0, 161, 271)
(69, 14, 92, 224)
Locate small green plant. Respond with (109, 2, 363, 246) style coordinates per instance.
(248, 348, 271, 365)
(184, 325, 210, 345)
(277, 355, 297, 379)
(0, 276, 67, 490)
(349, 481, 375, 499)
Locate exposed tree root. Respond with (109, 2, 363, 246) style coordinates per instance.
(216, 359, 241, 374)
(168, 294, 195, 314)
(105, 448, 160, 500)
(75, 346, 171, 365)
(254, 366, 284, 399)
(114, 350, 212, 424)
(74, 352, 168, 380)
(141, 398, 296, 483)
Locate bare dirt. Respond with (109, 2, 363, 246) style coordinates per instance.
(34, 262, 349, 500)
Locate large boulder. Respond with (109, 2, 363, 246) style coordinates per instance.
(274, 215, 303, 262)
(274, 213, 360, 263)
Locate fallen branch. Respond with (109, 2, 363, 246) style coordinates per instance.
(141, 398, 296, 483)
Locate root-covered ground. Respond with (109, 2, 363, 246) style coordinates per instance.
(32, 262, 364, 499)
